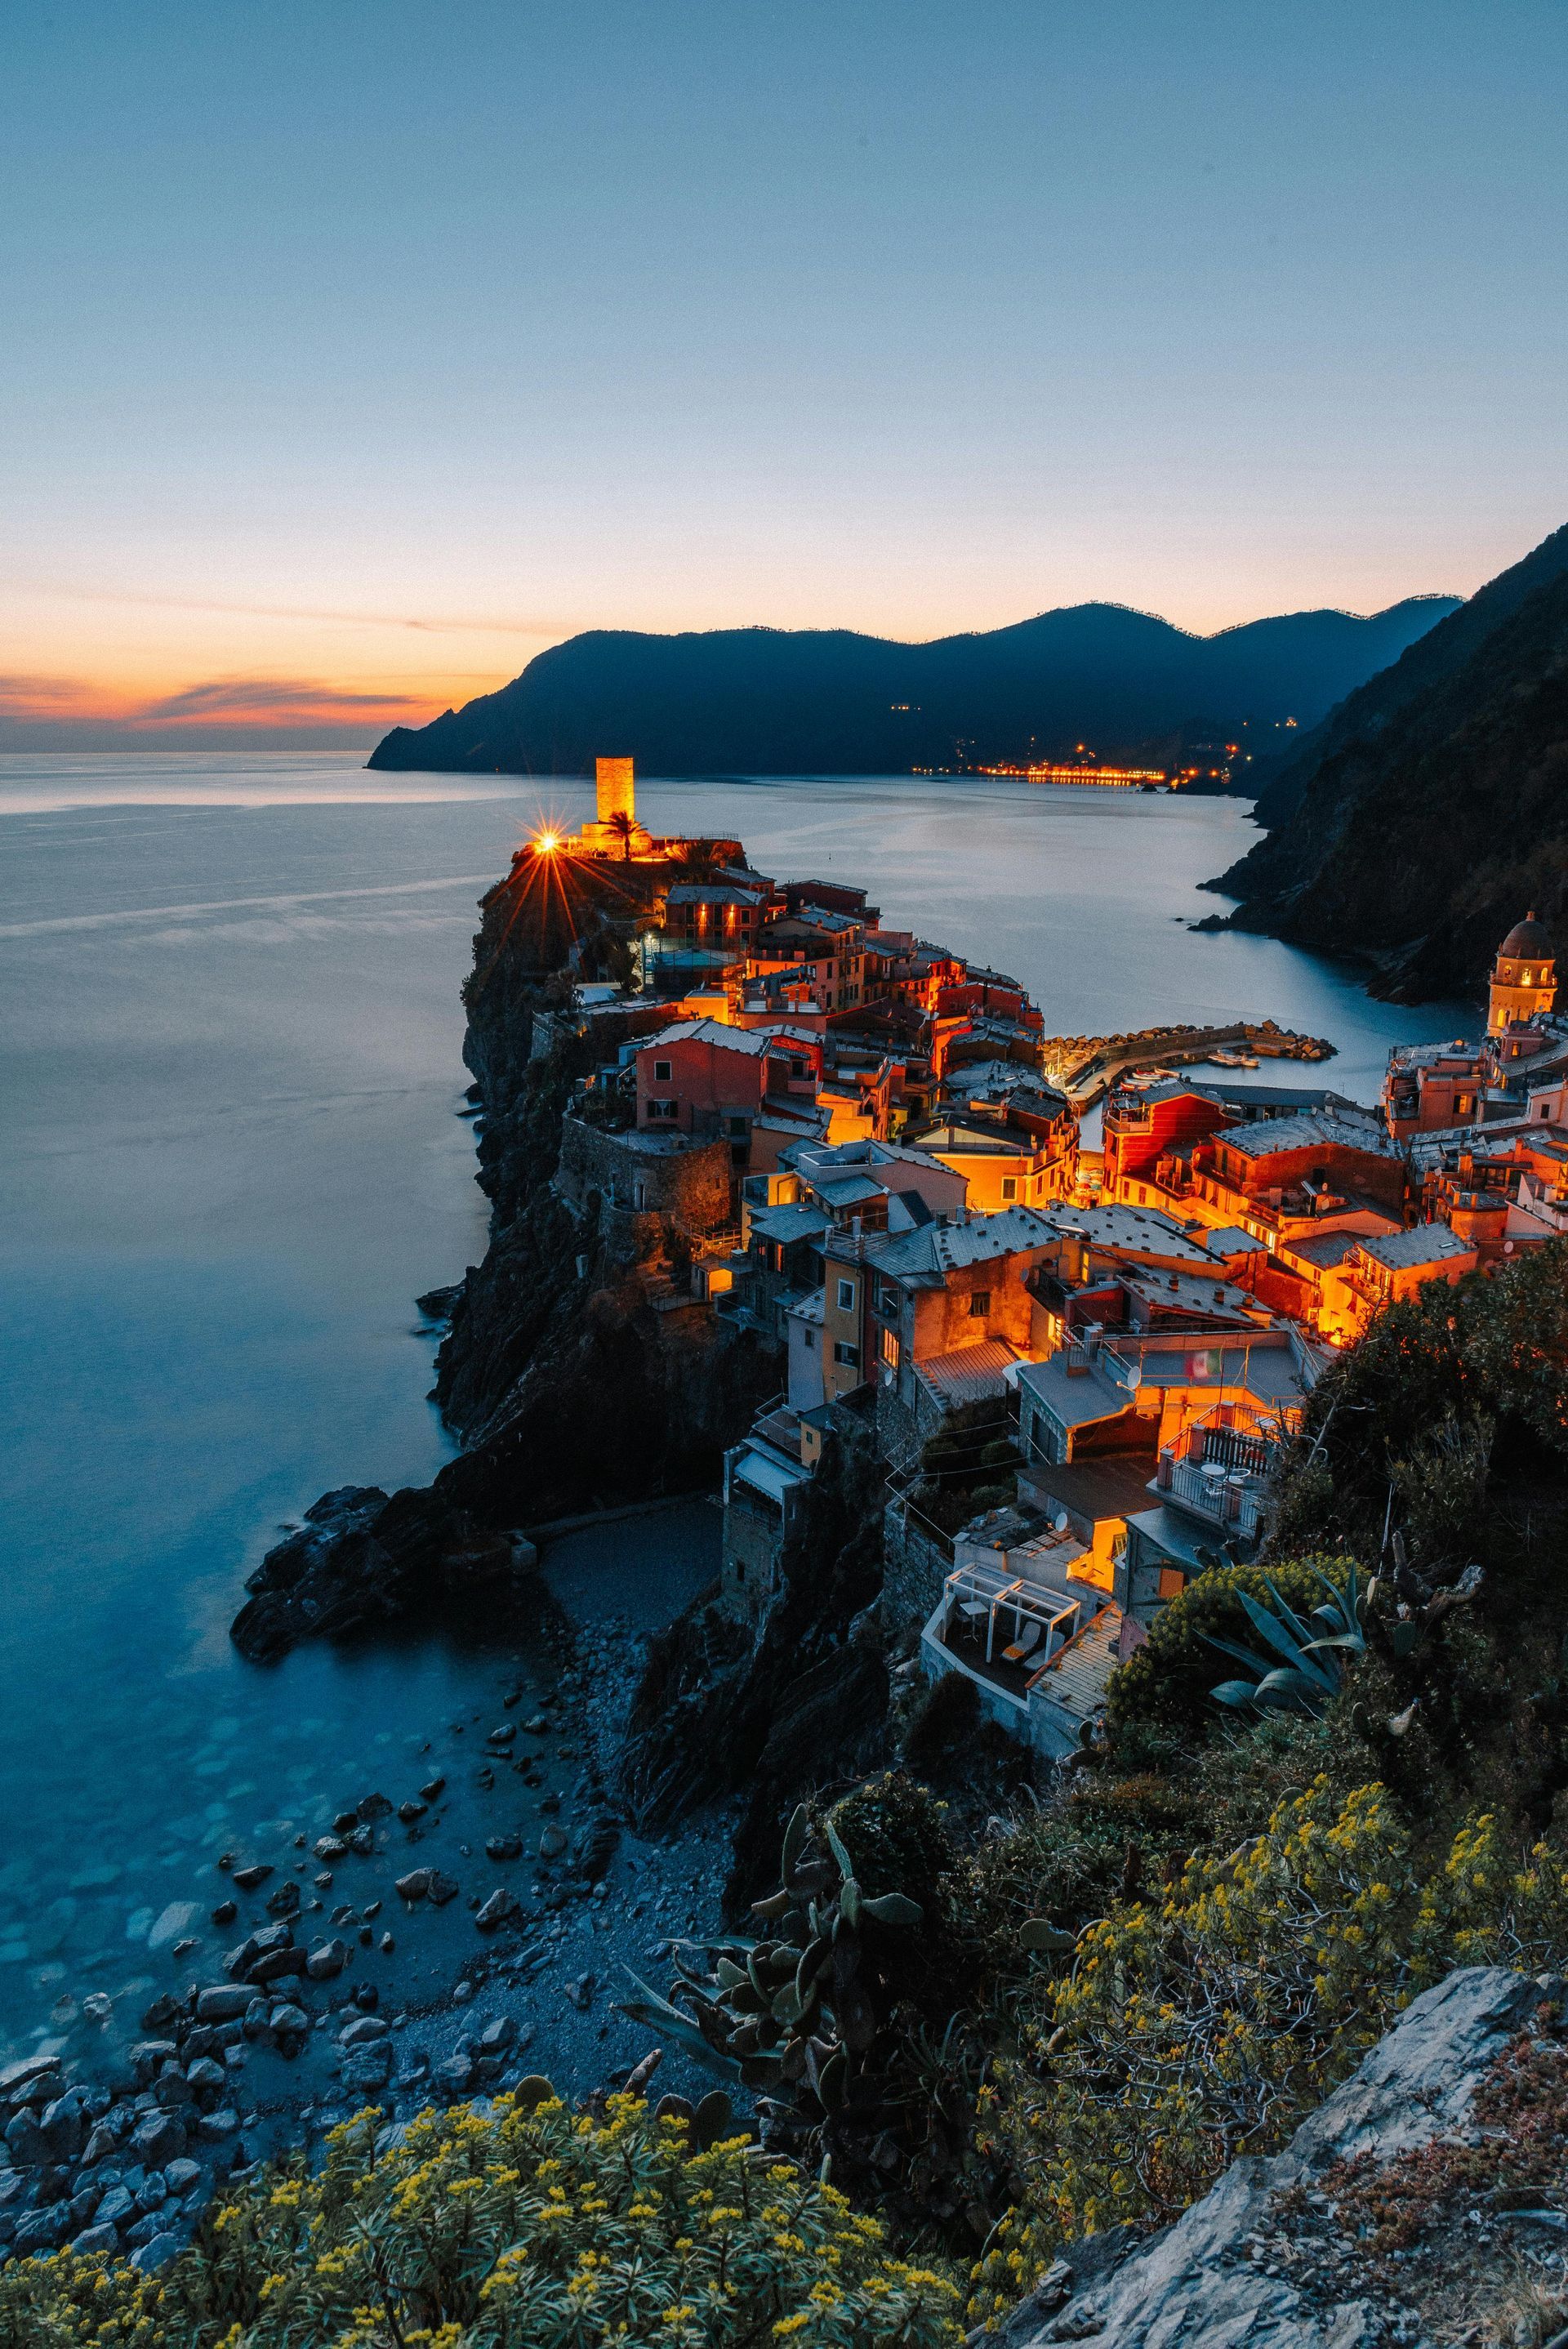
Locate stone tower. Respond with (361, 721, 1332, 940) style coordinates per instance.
(595, 756, 635, 828)
(1488, 912, 1556, 1034)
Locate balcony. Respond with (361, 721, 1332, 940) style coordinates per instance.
(1154, 1441, 1267, 1540)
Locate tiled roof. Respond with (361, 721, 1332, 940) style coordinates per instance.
(1355, 1224, 1474, 1271)
(642, 1018, 823, 1057)
(915, 1339, 1027, 1407)
(1218, 1112, 1398, 1161)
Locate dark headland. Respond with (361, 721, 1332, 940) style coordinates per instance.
(366, 595, 1457, 780)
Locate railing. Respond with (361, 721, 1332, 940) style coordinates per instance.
(1196, 1425, 1271, 1475)
(1156, 1452, 1264, 1538)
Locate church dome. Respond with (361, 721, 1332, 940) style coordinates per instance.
(1499, 912, 1553, 961)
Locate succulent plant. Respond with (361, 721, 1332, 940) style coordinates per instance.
(1206, 1563, 1370, 1718)
(619, 1803, 922, 2115)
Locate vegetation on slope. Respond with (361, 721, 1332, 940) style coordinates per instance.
(1213, 520, 1568, 999)
(0, 2093, 961, 2348)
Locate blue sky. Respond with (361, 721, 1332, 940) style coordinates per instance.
(2, 0, 1565, 744)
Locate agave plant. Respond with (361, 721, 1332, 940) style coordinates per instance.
(618, 1802, 922, 2115)
(1206, 1564, 1369, 1718)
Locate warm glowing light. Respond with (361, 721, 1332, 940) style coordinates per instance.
(534, 830, 561, 854)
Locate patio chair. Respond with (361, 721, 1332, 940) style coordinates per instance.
(1002, 1619, 1043, 1665)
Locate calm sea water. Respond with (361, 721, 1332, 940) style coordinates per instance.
(0, 752, 1473, 2057)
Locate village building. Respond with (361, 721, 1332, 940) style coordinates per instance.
(820, 1205, 1063, 1433)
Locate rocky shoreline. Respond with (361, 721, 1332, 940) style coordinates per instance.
(0, 1511, 733, 2271)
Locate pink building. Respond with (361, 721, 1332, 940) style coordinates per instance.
(635, 1018, 824, 1142)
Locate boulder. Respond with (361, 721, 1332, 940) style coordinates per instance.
(37, 2093, 87, 2163)
(269, 2004, 309, 2036)
(185, 2057, 226, 2092)
(74, 2222, 122, 2256)
(479, 2015, 519, 2051)
(485, 1834, 523, 1861)
(133, 2229, 181, 2271)
(129, 2040, 179, 2087)
(0, 2056, 60, 2100)
(247, 1946, 307, 1986)
(357, 1793, 393, 1823)
(14, 2201, 70, 2255)
(1001, 1968, 1549, 2349)
(2, 2114, 45, 2160)
(147, 1901, 200, 1952)
(394, 1869, 432, 1902)
(475, 1890, 518, 1931)
(196, 1985, 252, 2024)
(341, 2045, 393, 2094)
(229, 1864, 273, 1892)
(538, 1825, 568, 1861)
(339, 2016, 389, 2048)
(426, 1870, 459, 1906)
(131, 2113, 186, 2167)
(164, 2158, 203, 2196)
(306, 1938, 348, 1981)
(95, 2186, 136, 2229)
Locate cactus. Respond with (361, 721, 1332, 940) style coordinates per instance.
(619, 1802, 924, 2116)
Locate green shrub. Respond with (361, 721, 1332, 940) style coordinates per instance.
(967, 1776, 1568, 2323)
(0, 2093, 962, 2349)
(1105, 1558, 1356, 1742)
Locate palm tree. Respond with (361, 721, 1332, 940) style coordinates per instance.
(607, 809, 636, 860)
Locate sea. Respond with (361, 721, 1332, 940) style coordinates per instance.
(0, 751, 1475, 2060)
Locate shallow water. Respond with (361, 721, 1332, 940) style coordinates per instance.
(0, 752, 1473, 2057)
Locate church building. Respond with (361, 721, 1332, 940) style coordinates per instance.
(1488, 912, 1557, 1034)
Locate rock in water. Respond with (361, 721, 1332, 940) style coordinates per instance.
(230, 1485, 529, 1662)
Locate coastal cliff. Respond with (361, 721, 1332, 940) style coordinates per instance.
(1208, 521, 1568, 1000)
(232, 858, 779, 1664)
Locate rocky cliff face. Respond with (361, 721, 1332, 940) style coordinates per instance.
(990, 1966, 1567, 2349)
(232, 870, 781, 1662)
(1209, 523, 1568, 1001)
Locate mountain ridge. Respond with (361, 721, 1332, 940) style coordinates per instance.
(367, 595, 1458, 778)
(1209, 522, 1568, 1000)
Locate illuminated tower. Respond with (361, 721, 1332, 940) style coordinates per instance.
(1488, 912, 1556, 1034)
(596, 756, 635, 828)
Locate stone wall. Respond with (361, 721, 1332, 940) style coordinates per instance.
(881, 1498, 951, 1628)
(555, 1117, 733, 1236)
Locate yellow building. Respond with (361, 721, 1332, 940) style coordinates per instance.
(1488, 912, 1556, 1034)
(579, 755, 651, 854)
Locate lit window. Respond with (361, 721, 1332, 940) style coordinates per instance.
(969, 1291, 991, 1317)
(835, 1277, 857, 1312)
(879, 1326, 900, 1368)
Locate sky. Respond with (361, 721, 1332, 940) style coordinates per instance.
(2, 1, 1566, 751)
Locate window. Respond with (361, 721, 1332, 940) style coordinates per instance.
(835, 1277, 857, 1312)
(969, 1290, 991, 1317)
(1157, 1568, 1186, 1601)
(728, 1114, 749, 1139)
(833, 1340, 860, 1368)
(879, 1326, 900, 1369)
(646, 1099, 678, 1121)
(653, 1059, 671, 1081)
(1000, 1176, 1018, 1201)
